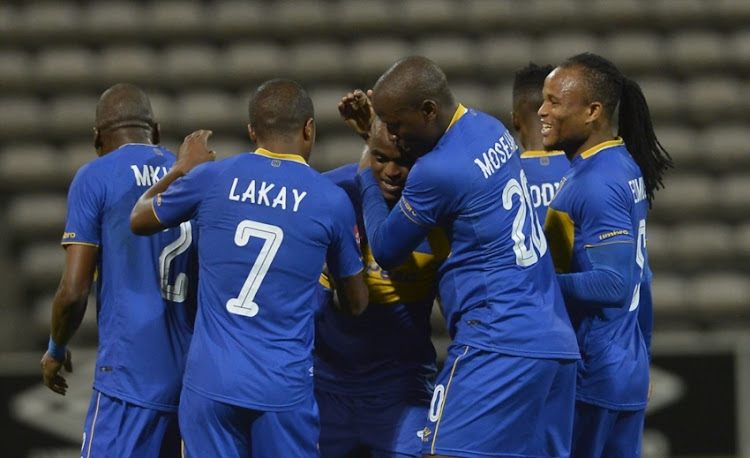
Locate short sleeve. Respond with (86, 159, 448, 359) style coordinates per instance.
(398, 159, 452, 227)
(578, 178, 634, 247)
(153, 162, 215, 227)
(326, 189, 364, 279)
(62, 163, 105, 246)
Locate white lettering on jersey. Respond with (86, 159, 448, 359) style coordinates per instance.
(528, 182, 561, 209)
(473, 131, 518, 179)
(628, 177, 647, 204)
(131, 165, 169, 186)
(228, 178, 308, 212)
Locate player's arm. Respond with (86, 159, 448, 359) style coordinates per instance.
(356, 168, 431, 270)
(131, 130, 215, 235)
(638, 271, 654, 360)
(556, 242, 634, 308)
(334, 272, 368, 316)
(41, 244, 98, 395)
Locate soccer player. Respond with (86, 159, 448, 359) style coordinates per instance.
(40, 83, 196, 457)
(314, 90, 448, 458)
(130, 79, 368, 457)
(357, 56, 580, 457)
(512, 62, 570, 222)
(540, 52, 672, 457)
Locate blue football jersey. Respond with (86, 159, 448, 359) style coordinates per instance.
(152, 149, 364, 411)
(315, 164, 447, 401)
(545, 139, 650, 410)
(520, 150, 569, 222)
(62, 143, 196, 412)
(396, 106, 579, 359)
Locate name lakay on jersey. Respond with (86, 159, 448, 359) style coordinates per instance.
(228, 177, 307, 212)
(473, 130, 519, 179)
(131, 164, 169, 187)
(629, 177, 646, 203)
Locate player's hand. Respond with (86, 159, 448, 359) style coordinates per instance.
(175, 129, 216, 175)
(41, 349, 73, 396)
(338, 89, 375, 139)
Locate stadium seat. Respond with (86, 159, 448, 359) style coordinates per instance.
(212, 1, 266, 38)
(698, 125, 750, 173)
(208, 136, 251, 161)
(649, 0, 711, 29)
(62, 141, 98, 182)
(337, 0, 395, 34)
(148, 92, 177, 131)
(669, 224, 734, 270)
(33, 48, 99, 89)
(273, 0, 332, 36)
(451, 82, 491, 113)
(464, 0, 521, 31)
(46, 94, 99, 139)
(413, 36, 477, 78)
(715, 174, 750, 223)
(717, 0, 750, 26)
(0, 50, 31, 90)
(7, 195, 68, 241)
(144, 1, 205, 41)
(602, 33, 665, 75)
(173, 91, 243, 132)
(488, 82, 514, 126)
(533, 33, 601, 70)
(650, 174, 714, 223)
(286, 41, 348, 81)
(651, 274, 693, 320)
(0, 143, 65, 191)
(308, 86, 354, 129)
(19, 242, 66, 290)
(665, 31, 727, 74)
(162, 44, 221, 86)
(0, 96, 44, 138)
(18, 1, 79, 44)
(689, 273, 750, 320)
(310, 135, 363, 172)
(100, 46, 160, 86)
(643, 223, 670, 268)
(346, 39, 413, 80)
(683, 76, 744, 125)
(727, 30, 750, 73)
(736, 223, 750, 259)
(477, 35, 536, 76)
(588, 0, 649, 27)
(637, 78, 683, 124)
(400, 0, 464, 32)
(652, 125, 699, 171)
(221, 42, 287, 86)
(84, 1, 143, 41)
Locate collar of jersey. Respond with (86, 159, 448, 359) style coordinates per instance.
(520, 150, 566, 158)
(253, 148, 309, 166)
(445, 104, 467, 133)
(580, 137, 623, 160)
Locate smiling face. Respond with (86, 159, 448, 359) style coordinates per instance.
(369, 119, 414, 204)
(538, 66, 595, 157)
(371, 90, 440, 160)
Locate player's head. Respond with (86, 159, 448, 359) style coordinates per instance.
(94, 83, 159, 156)
(368, 117, 415, 204)
(539, 52, 672, 206)
(511, 62, 554, 151)
(371, 56, 456, 159)
(248, 78, 315, 160)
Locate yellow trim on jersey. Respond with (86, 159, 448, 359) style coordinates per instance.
(545, 208, 575, 274)
(583, 240, 634, 249)
(181, 440, 185, 458)
(318, 272, 332, 290)
(151, 198, 165, 224)
(520, 150, 565, 159)
(426, 228, 451, 262)
(431, 345, 470, 454)
(445, 104, 467, 132)
(580, 137, 623, 159)
(86, 391, 102, 458)
(254, 147, 308, 166)
(61, 241, 99, 248)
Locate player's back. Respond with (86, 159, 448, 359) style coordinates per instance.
(546, 140, 650, 409)
(401, 107, 578, 360)
(63, 144, 195, 411)
(179, 150, 361, 411)
(520, 150, 569, 222)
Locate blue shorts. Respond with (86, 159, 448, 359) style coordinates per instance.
(572, 401, 645, 458)
(179, 387, 320, 458)
(81, 390, 180, 458)
(316, 388, 428, 458)
(422, 344, 576, 458)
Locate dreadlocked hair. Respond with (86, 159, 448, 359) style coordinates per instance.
(562, 53, 674, 207)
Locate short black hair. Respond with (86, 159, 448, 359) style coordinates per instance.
(248, 79, 314, 140)
(513, 62, 554, 110)
(96, 83, 155, 132)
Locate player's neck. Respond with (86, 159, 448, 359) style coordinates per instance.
(570, 131, 617, 161)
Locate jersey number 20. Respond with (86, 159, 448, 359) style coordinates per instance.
(502, 170, 547, 267)
(159, 221, 192, 303)
(226, 220, 284, 317)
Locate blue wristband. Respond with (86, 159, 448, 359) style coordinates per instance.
(48, 336, 67, 361)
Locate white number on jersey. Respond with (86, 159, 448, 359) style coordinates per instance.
(159, 221, 192, 303)
(629, 218, 647, 312)
(226, 220, 284, 318)
(428, 383, 446, 422)
(502, 170, 548, 267)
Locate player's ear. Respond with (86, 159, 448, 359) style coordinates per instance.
(586, 101, 603, 125)
(303, 118, 315, 142)
(420, 100, 438, 121)
(152, 123, 161, 145)
(511, 111, 521, 133)
(93, 127, 103, 157)
(247, 124, 258, 143)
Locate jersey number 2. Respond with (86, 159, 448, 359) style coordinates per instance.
(226, 220, 284, 317)
(159, 221, 192, 303)
(502, 170, 547, 267)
